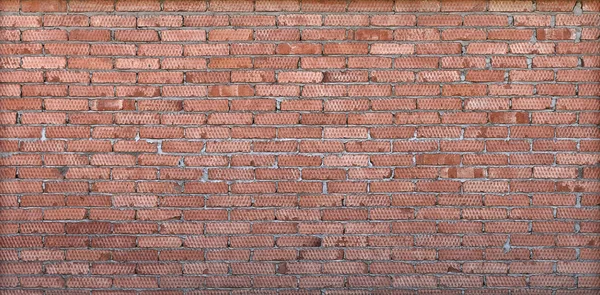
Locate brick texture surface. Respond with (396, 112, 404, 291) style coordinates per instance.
(1, 0, 599, 293)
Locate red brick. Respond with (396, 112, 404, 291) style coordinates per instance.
(537, 0, 577, 11)
(68, 0, 113, 12)
(209, 29, 253, 41)
(22, 0, 66, 12)
(231, 15, 275, 26)
(90, 16, 136, 27)
(69, 29, 111, 41)
(116, 0, 160, 11)
(416, 43, 462, 55)
(138, 15, 183, 27)
(467, 42, 508, 54)
(183, 15, 229, 27)
(1, 2, 596, 292)
(21, 29, 68, 41)
(138, 44, 182, 56)
(44, 15, 89, 27)
(114, 30, 159, 42)
(22, 57, 66, 69)
(90, 44, 136, 56)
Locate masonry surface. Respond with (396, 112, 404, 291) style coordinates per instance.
(0, 0, 599, 293)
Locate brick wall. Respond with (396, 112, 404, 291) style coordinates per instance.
(1, 0, 599, 293)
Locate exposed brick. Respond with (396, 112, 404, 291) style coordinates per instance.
(1, 1, 597, 293)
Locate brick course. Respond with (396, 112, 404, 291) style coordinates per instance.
(0, 0, 599, 293)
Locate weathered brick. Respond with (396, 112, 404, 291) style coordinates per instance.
(1, 1, 596, 293)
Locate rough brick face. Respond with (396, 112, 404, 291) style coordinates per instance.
(0, 0, 599, 293)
